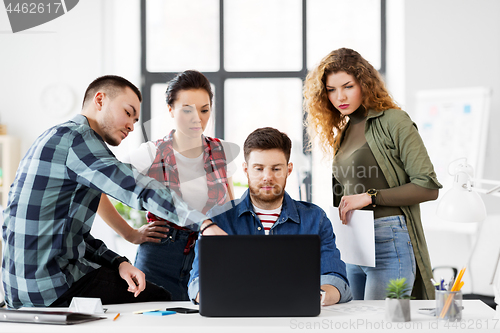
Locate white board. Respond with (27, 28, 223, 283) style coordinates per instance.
(414, 87, 491, 187)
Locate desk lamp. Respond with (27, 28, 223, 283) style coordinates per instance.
(0, 204, 3, 306)
(436, 158, 500, 319)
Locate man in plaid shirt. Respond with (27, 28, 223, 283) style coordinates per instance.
(1, 75, 224, 308)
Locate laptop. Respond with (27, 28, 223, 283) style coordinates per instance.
(0, 308, 106, 325)
(198, 234, 321, 317)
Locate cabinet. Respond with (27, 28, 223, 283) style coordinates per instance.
(0, 135, 21, 208)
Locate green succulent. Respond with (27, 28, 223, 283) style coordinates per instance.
(385, 278, 413, 299)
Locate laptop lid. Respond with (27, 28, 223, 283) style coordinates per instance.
(0, 308, 106, 325)
(198, 234, 321, 317)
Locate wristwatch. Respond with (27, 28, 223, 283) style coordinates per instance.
(367, 189, 377, 207)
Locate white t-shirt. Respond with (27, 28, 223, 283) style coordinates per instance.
(253, 205, 282, 235)
(122, 140, 237, 212)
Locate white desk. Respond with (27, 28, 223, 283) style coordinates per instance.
(1, 300, 497, 333)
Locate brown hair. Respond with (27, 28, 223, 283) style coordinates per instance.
(82, 75, 142, 108)
(303, 48, 400, 157)
(244, 127, 292, 163)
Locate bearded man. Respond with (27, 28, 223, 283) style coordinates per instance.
(188, 127, 352, 306)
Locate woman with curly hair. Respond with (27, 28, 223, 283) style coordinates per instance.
(303, 48, 441, 300)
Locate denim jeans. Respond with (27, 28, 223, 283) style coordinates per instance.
(346, 215, 416, 300)
(134, 228, 195, 301)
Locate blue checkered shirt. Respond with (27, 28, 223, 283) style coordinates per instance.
(1, 115, 206, 308)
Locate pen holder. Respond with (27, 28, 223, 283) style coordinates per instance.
(436, 290, 462, 321)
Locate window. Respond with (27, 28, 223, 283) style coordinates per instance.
(141, 0, 385, 203)
(224, 0, 303, 72)
(146, 0, 220, 72)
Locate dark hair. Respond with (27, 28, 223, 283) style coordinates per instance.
(244, 127, 292, 163)
(165, 70, 213, 107)
(82, 75, 142, 108)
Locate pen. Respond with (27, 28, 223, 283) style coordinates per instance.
(448, 277, 455, 291)
(451, 267, 466, 291)
(113, 313, 120, 321)
(430, 278, 439, 290)
(133, 308, 162, 314)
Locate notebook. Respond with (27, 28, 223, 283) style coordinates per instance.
(0, 308, 106, 325)
(198, 234, 321, 317)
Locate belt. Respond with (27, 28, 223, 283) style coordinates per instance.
(147, 212, 198, 255)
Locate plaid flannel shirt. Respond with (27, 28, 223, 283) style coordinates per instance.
(1, 115, 206, 308)
(147, 130, 229, 215)
(145, 130, 229, 254)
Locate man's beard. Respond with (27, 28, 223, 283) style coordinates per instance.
(248, 181, 286, 206)
(98, 114, 120, 146)
(102, 131, 120, 146)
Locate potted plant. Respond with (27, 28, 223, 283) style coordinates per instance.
(385, 277, 413, 322)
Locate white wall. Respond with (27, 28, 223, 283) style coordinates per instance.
(0, 0, 142, 156)
(0, 0, 142, 257)
(395, 0, 500, 296)
(403, 0, 500, 190)
(0, 1, 104, 151)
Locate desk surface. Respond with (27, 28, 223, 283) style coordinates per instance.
(1, 300, 497, 333)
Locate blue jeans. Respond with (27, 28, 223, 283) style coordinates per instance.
(346, 215, 416, 300)
(134, 228, 196, 301)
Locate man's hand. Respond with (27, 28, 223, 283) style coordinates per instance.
(118, 262, 146, 297)
(127, 220, 170, 244)
(200, 219, 227, 236)
(338, 193, 371, 224)
(320, 284, 341, 306)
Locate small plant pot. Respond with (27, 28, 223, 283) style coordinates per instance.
(385, 298, 411, 322)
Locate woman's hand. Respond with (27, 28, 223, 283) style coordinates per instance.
(126, 220, 170, 244)
(338, 193, 371, 224)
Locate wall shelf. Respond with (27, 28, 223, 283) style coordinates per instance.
(0, 135, 21, 208)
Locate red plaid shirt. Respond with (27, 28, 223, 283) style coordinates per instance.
(146, 130, 230, 253)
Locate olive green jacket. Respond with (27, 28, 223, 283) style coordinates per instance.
(332, 108, 442, 299)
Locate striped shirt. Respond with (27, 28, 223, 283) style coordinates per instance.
(1, 115, 206, 308)
(252, 205, 282, 235)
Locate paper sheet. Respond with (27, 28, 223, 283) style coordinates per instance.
(329, 206, 375, 267)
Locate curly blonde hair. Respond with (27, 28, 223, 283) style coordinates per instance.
(303, 48, 400, 157)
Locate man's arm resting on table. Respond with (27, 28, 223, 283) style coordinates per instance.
(188, 276, 201, 304)
(321, 284, 341, 306)
(186, 220, 228, 305)
(192, 220, 226, 303)
(321, 274, 353, 304)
